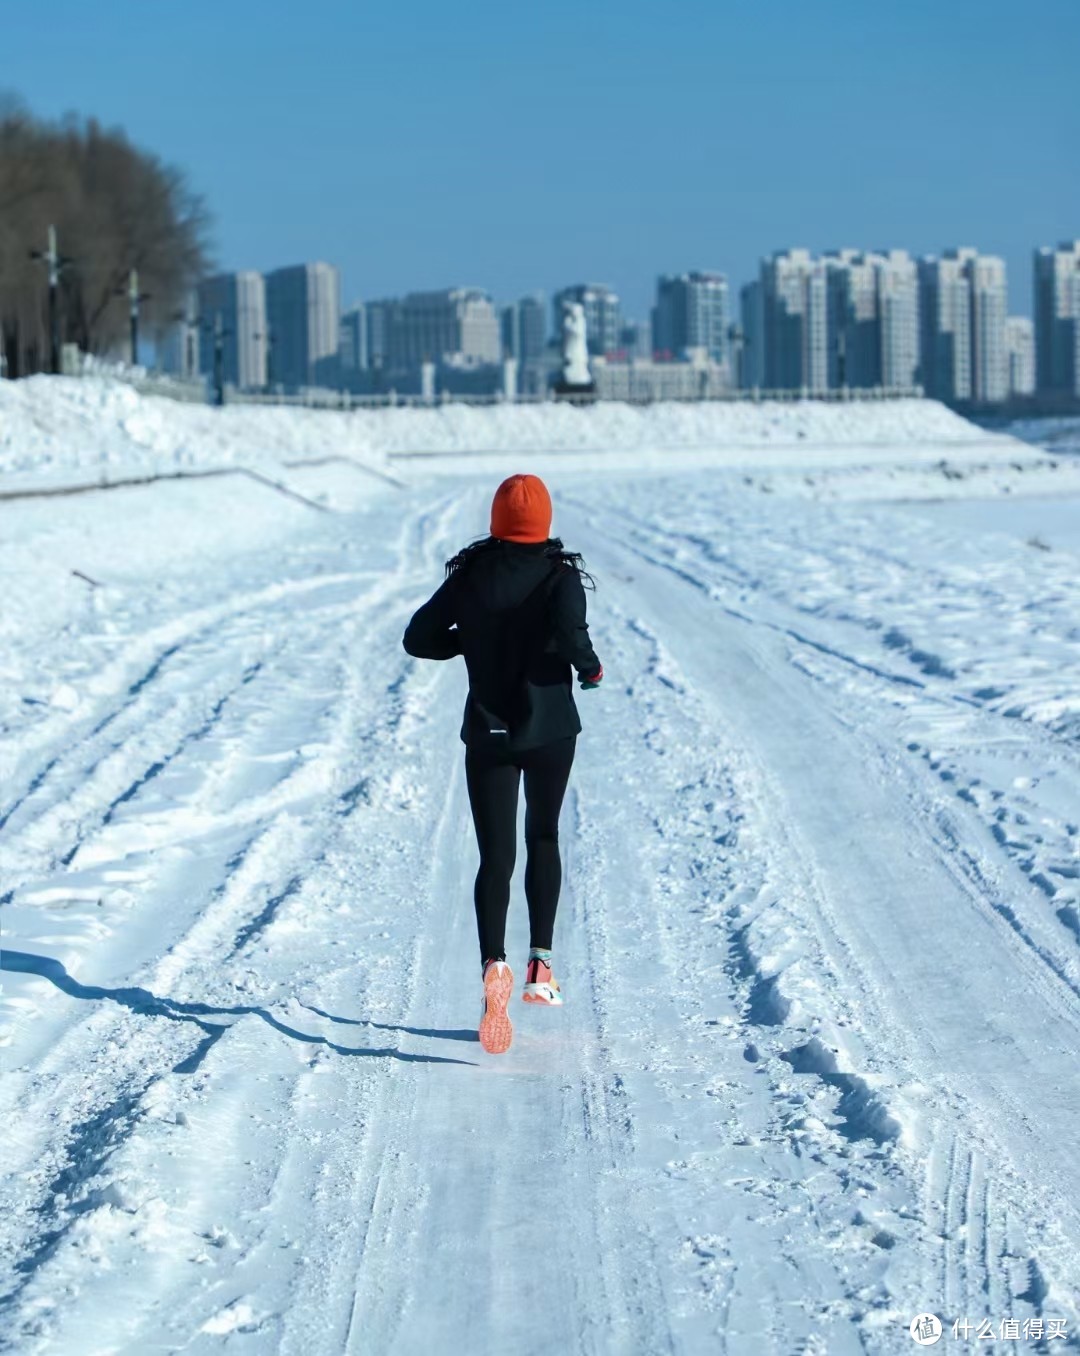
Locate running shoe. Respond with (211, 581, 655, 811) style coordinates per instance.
(522, 952, 563, 1006)
(479, 959, 514, 1054)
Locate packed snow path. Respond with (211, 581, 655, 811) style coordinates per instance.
(3, 456, 1080, 1355)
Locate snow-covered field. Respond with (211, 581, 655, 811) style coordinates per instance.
(2, 381, 1079, 1355)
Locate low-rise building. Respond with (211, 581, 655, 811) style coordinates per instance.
(591, 351, 729, 401)
(1006, 316, 1035, 397)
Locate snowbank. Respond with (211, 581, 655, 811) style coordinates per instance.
(0, 374, 1006, 492)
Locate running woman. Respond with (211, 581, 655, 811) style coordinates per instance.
(403, 474, 603, 1054)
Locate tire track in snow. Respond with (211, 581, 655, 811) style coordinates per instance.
(1, 568, 382, 838)
(334, 753, 475, 1356)
(1, 583, 368, 886)
(255, 484, 681, 1356)
(590, 497, 1080, 1041)
(328, 701, 674, 1353)
(0, 490, 473, 1350)
(568, 595, 896, 1352)
(584, 489, 1080, 966)
(565, 492, 1080, 1349)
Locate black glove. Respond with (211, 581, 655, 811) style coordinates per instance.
(579, 664, 603, 691)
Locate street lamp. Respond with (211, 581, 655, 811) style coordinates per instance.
(253, 327, 275, 392)
(727, 323, 745, 391)
(168, 307, 200, 381)
(209, 312, 231, 406)
(191, 312, 231, 406)
(29, 224, 74, 374)
(117, 269, 151, 366)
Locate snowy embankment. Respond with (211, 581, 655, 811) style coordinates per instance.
(2, 381, 1080, 1354)
(3, 373, 1077, 498)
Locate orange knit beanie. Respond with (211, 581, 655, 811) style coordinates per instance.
(490, 474, 552, 544)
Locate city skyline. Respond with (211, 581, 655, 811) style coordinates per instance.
(2, 0, 1077, 322)
(184, 234, 1065, 338)
(167, 236, 1078, 409)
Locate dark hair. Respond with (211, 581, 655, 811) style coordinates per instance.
(445, 536, 596, 590)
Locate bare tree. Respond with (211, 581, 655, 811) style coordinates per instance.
(0, 97, 212, 374)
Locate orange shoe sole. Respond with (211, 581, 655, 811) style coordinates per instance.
(479, 964, 514, 1055)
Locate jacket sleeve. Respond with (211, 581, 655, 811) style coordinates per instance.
(550, 567, 602, 678)
(403, 577, 462, 660)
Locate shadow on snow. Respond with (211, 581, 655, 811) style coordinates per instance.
(298, 1000, 478, 1044)
(1, 950, 476, 1068)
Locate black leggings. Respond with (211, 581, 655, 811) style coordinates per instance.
(465, 736, 576, 965)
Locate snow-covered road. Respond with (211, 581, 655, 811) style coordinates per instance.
(2, 396, 1080, 1355)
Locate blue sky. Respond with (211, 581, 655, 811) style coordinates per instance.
(4, 0, 1077, 322)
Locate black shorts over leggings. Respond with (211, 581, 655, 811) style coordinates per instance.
(464, 735, 576, 965)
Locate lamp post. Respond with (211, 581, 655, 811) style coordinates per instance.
(29, 225, 74, 374)
(194, 311, 231, 406)
(119, 269, 152, 366)
(169, 306, 199, 381)
(728, 323, 745, 392)
(210, 312, 230, 405)
(253, 327, 275, 392)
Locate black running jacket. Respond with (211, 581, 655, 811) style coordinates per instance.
(403, 540, 602, 753)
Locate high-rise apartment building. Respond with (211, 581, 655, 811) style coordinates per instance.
(265, 262, 341, 390)
(619, 320, 652, 360)
(739, 280, 764, 389)
(742, 249, 918, 393)
(501, 294, 547, 364)
(1034, 241, 1080, 399)
(518, 294, 547, 364)
(918, 249, 1007, 404)
(195, 271, 267, 389)
(759, 250, 828, 391)
(553, 284, 621, 356)
(651, 272, 729, 364)
(1006, 317, 1035, 397)
(968, 253, 1008, 403)
(364, 299, 398, 375)
(918, 252, 972, 402)
(500, 305, 515, 361)
(824, 250, 919, 389)
(825, 250, 878, 388)
(877, 251, 920, 390)
(339, 305, 368, 377)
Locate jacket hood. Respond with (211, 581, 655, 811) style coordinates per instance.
(456, 540, 556, 613)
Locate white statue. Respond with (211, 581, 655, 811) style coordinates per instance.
(561, 301, 591, 387)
